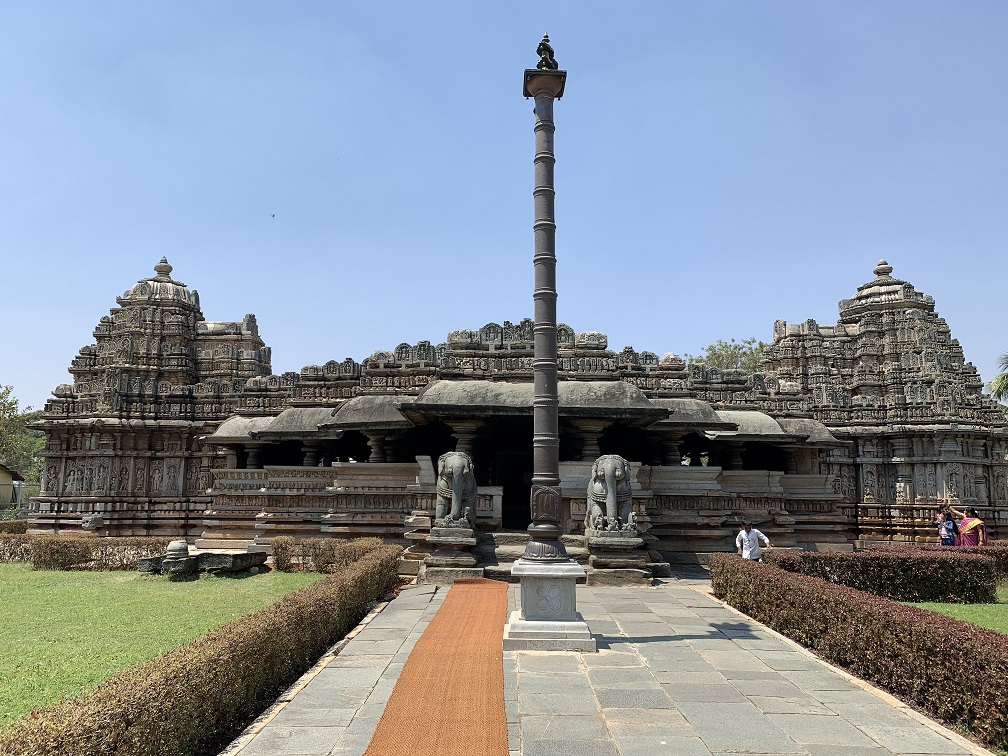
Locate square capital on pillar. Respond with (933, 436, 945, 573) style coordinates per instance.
(523, 69, 566, 99)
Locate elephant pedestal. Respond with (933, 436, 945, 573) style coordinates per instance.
(585, 532, 652, 586)
(419, 526, 483, 584)
(503, 559, 596, 652)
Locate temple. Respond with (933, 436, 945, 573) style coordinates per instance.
(27, 257, 1008, 574)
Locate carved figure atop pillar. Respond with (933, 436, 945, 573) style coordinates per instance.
(536, 33, 558, 70)
(586, 454, 637, 534)
(435, 451, 476, 528)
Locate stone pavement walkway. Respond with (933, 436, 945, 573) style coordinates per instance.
(223, 570, 992, 756)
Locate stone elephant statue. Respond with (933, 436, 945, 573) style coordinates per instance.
(435, 451, 476, 528)
(586, 454, 636, 533)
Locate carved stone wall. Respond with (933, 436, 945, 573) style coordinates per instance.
(30, 257, 1008, 544)
(29, 258, 273, 536)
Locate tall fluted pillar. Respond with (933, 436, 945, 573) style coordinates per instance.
(505, 35, 595, 652)
(523, 40, 568, 563)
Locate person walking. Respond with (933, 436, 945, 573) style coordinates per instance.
(736, 519, 771, 560)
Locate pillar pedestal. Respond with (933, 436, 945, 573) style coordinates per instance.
(503, 559, 595, 651)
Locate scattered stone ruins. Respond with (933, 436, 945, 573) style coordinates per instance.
(27, 257, 1007, 577)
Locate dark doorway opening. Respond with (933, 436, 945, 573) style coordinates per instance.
(473, 417, 533, 530)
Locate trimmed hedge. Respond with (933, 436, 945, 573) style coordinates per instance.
(27, 535, 173, 571)
(0, 519, 29, 534)
(272, 536, 387, 573)
(0, 543, 402, 756)
(763, 548, 997, 603)
(864, 542, 1008, 582)
(710, 554, 1008, 751)
(0, 534, 31, 563)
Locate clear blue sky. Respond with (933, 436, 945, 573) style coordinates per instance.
(3, 2, 1006, 411)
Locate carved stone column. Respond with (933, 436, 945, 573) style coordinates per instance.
(661, 432, 683, 466)
(245, 444, 264, 470)
(302, 442, 320, 467)
(505, 35, 594, 653)
(449, 420, 481, 457)
(365, 433, 386, 464)
(572, 418, 608, 461)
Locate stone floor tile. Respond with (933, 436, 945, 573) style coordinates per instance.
(767, 713, 881, 747)
(521, 740, 617, 756)
(601, 706, 692, 737)
(850, 723, 973, 754)
(661, 682, 749, 703)
(731, 677, 807, 698)
(521, 713, 611, 741)
(518, 672, 594, 695)
(747, 694, 836, 715)
(519, 692, 601, 715)
(586, 666, 660, 688)
(517, 652, 585, 674)
(581, 650, 646, 668)
(593, 686, 671, 709)
(266, 705, 358, 729)
(239, 725, 343, 756)
(612, 734, 713, 756)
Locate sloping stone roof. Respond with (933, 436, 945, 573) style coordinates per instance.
(776, 418, 847, 447)
(202, 415, 275, 443)
(402, 380, 669, 424)
(321, 395, 411, 431)
(255, 406, 341, 437)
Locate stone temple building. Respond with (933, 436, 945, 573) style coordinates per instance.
(28, 257, 1007, 571)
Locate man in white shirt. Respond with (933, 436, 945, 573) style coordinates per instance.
(736, 519, 770, 560)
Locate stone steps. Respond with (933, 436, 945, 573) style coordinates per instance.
(475, 531, 590, 582)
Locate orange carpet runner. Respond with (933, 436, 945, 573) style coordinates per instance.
(363, 578, 509, 756)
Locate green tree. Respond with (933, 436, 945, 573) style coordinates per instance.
(989, 353, 1008, 403)
(687, 337, 767, 373)
(0, 385, 44, 488)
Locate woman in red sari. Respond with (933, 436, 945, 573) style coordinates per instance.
(949, 506, 988, 546)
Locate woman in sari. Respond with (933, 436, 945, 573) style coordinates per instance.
(949, 506, 988, 546)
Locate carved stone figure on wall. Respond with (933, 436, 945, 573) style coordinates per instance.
(586, 454, 637, 533)
(435, 451, 476, 528)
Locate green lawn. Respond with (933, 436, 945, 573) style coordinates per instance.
(911, 583, 1008, 635)
(0, 564, 321, 727)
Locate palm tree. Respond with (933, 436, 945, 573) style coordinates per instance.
(989, 353, 1008, 402)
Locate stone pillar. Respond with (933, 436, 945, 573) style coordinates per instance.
(573, 419, 608, 461)
(505, 35, 594, 653)
(449, 420, 481, 457)
(245, 444, 264, 470)
(662, 433, 683, 466)
(365, 434, 386, 464)
(302, 442, 320, 467)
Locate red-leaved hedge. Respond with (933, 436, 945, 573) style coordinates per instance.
(762, 548, 997, 603)
(27, 534, 173, 571)
(271, 536, 387, 573)
(710, 554, 1008, 751)
(863, 541, 1008, 582)
(0, 543, 402, 756)
(0, 519, 29, 534)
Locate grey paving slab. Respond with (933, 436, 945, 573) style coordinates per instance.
(226, 576, 992, 756)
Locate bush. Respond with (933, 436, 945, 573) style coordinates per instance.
(864, 542, 1008, 583)
(26, 535, 173, 571)
(710, 554, 1008, 751)
(0, 534, 32, 563)
(763, 548, 997, 603)
(270, 535, 295, 572)
(0, 543, 402, 756)
(271, 536, 387, 573)
(0, 519, 29, 534)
